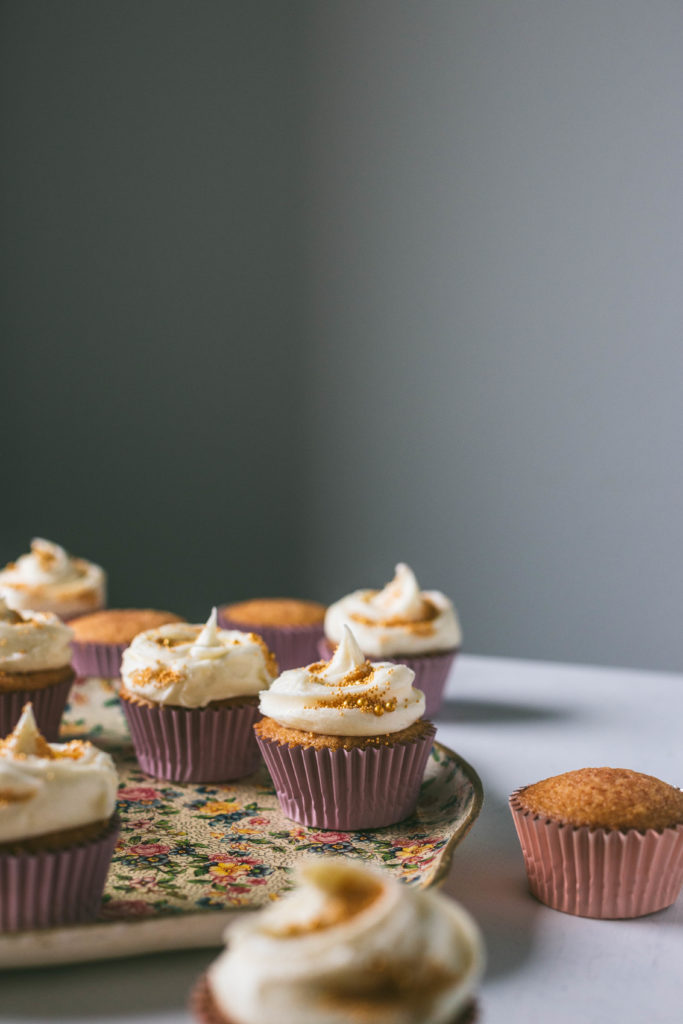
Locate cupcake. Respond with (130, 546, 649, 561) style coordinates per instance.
(120, 609, 278, 783)
(0, 538, 106, 620)
(0, 597, 75, 739)
(510, 767, 683, 918)
(192, 858, 485, 1024)
(322, 564, 461, 717)
(255, 625, 435, 830)
(70, 608, 185, 680)
(218, 598, 325, 671)
(0, 703, 119, 931)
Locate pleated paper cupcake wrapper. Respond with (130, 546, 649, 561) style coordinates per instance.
(71, 640, 129, 680)
(122, 699, 262, 784)
(0, 815, 120, 932)
(218, 613, 324, 672)
(256, 725, 436, 830)
(509, 791, 683, 918)
(318, 639, 457, 718)
(0, 675, 73, 741)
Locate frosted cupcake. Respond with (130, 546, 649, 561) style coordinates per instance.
(0, 538, 106, 620)
(255, 625, 434, 829)
(322, 563, 461, 717)
(120, 609, 278, 783)
(218, 598, 326, 670)
(193, 858, 485, 1024)
(70, 608, 185, 680)
(510, 767, 683, 918)
(0, 597, 75, 739)
(0, 703, 119, 931)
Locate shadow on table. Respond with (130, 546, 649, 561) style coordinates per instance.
(441, 789, 542, 980)
(438, 696, 574, 724)
(2, 946, 214, 1019)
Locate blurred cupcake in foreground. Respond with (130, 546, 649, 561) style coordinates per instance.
(70, 608, 185, 681)
(0, 538, 106, 621)
(255, 625, 434, 830)
(0, 597, 75, 739)
(218, 598, 326, 671)
(120, 609, 278, 783)
(193, 858, 484, 1024)
(0, 703, 119, 931)
(322, 564, 461, 717)
(510, 767, 683, 918)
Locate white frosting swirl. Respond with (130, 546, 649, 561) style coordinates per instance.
(120, 608, 277, 708)
(0, 598, 74, 672)
(259, 626, 424, 735)
(0, 539, 106, 619)
(325, 563, 462, 657)
(0, 704, 118, 844)
(208, 858, 485, 1024)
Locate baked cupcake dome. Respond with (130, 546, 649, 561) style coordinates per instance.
(255, 626, 435, 830)
(193, 858, 485, 1024)
(510, 767, 683, 918)
(70, 608, 185, 679)
(0, 538, 106, 621)
(322, 564, 461, 717)
(0, 704, 119, 931)
(218, 598, 326, 671)
(120, 609, 278, 783)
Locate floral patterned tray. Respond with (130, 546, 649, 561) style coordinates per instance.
(0, 677, 483, 968)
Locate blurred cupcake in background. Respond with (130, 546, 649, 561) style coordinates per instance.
(0, 597, 75, 739)
(192, 858, 485, 1024)
(70, 608, 185, 681)
(218, 598, 326, 671)
(255, 625, 434, 830)
(120, 608, 278, 783)
(322, 563, 461, 717)
(0, 703, 119, 931)
(0, 538, 106, 621)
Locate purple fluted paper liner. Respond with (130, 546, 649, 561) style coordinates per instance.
(318, 639, 457, 718)
(122, 698, 262, 783)
(509, 790, 683, 918)
(0, 674, 73, 741)
(71, 640, 129, 680)
(0, 815, 119, 932)
(256, 724, 436, 830)
(218, 611, 324, 671)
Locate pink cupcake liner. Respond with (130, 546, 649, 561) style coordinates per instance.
(318, 639, 457, 718)
(71, 640, 129, 680)
(0, 674, 73, 741)
(509, 790, 683, 918)
(0, 815, 119, 932)
(256, 724, 436, 830)
(218, 612, 324, 671)
(121, 699, 262, 783)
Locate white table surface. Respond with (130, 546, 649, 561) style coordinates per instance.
(2, 655, 682, 1023)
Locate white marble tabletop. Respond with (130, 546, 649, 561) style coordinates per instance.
(2, 655, 682, 1023)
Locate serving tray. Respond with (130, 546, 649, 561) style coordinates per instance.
(0, 677, 483, 968)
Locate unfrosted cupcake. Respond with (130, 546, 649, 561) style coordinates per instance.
(322, 563, 461, 717)
(218, 598, 325, 671)
(0, 538, 106, 620)
(510, 767, 683, 918)
(192, 858, 484, 1024)
(70, 608, 185, 680)
(0, 597, 75, 739)
(120, 609, 278, 783)
(0, 703, 119, 931)
(255, 625, 434, 829)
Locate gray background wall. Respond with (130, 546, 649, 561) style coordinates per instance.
(3, 2, 683, 672)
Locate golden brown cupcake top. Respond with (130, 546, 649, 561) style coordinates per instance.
(70, 609, 185, 645)
(222, 598, 326, 628)
(518, 767, 683, 831)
